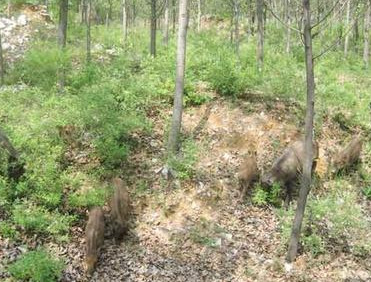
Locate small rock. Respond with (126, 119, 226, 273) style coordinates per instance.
(17, 15, 27, 26)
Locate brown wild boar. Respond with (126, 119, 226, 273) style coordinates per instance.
(332, 136, 362, 173)
(84, 207, 105, 274)
(110, 177, 130, 241)
(238, 152, 259, 200)
(262, 139, 319, 207)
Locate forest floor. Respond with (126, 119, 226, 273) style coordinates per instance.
(0, 6, 370, 282)
(53, 93, 370, 282)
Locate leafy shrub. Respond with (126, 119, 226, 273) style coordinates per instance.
(12, 202, 75, 236)
(0, 221, 19, 239)
(168, 139, 199, 180)
(11, 42, 71, 89)
(8, 249, 64, 282)
(277, 188, 371, 256)
(252, 183, 282, 206)
(68, 186, 109, 209)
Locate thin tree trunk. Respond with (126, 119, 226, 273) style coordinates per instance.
(285, 0, 291, 53)
(256, 0, 264, 72)
(197, 0, 201, 32)
(234, 0, 240, 58)
(364, 0, 371, 68)
(0, 128, 19, 159)
(86, 0, 91, 64)
(168, 0, 188, 154)
(230, 13, 234, 43)
(150, 0, 157, 57)
(80, 0, 86, 24)
(105, 12, 109, 28)
(344, 0, 351, 57)
(286, 0, 315, 263)
(163, 0, 170, 45)
(122, 0, 128, 43)
(132, 0, 137, 26)
(7, 0, 11, 17)
(58, 0, 68, 92)
(172, 0, 176, 33)
(0, 31, 4, 86)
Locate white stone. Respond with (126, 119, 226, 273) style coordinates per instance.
(17, 15, 27, 26)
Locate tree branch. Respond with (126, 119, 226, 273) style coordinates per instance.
(313, 16, 359, 61)
(311, 0, 341, 29)
(264, 0, 302, 34)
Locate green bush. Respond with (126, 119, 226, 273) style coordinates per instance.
(12, 202, 75, 236)
(277, 188, 371, 256)
(69, 186, 109, 209)
(168, 139, 199, 180)
(11, 42, 71, 89)
(8, 249, 64, 282)
(252, 183, 282, 206)
(0, 221, 19, 239)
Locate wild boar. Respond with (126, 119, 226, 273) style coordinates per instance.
(262, 139, 319, 207)
(237, 152, 259, 200)
(332, 136, 362, 173)
(110, 177, 130, 241)
(84, 207, 105, 274)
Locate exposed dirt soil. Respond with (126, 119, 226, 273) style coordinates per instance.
(48, 96, 370, 282)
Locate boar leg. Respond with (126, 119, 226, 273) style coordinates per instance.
(284, 182, 293, 210)
(240, 181, 247, 200)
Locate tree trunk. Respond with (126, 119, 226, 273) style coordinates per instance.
(197, 0, 202, 32)
(0, 128, 19, 160)
(7, 0, 11, 18)
(122, 0, 128, 43)
(285, 0, 291, 53)
(86, 0, 91, 64)
(256, 0, 264, 72)
(234, 0, 240, 58)
(286, 0, 315, 263)
(364, 0, 371, 68)
(168, 0, 188, 154)
(0, 31, 4, 86)
(172, 0, 176, 33)
(80, 0, 86, 24)
(58, 0, 68, 92)
(344, 0, 351, 57)
(150, 0, 157, 57)
(163, 0, 170, 45)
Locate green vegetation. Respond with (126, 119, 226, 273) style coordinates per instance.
(278, 185, 371, 257)
(252, 182, 282, 206)
(0, 1, 370, 279)
(8, 249, 64, 282)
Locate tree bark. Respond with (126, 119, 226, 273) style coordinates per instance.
(197, 0, 202, 32)
(122, 0, 128, 43)
(364, 0, 371, 68)
(150, 0, 157, 57)
(286, 0, 315, 263)
(0, 128, 19, 160)
(58, 0, 68, 92)
(7, 0, 11, 18)
(285, 0, 291, 53)
(344, 0, 351, 57)
(168, 0, 188, 154)
(256, 0, 264, 72)
(163, 0, 170, 45)
(172, 0, 176, 33)
(86, 0, 91, 64)
(234, 0, 240, 58)
(0, 31, 4, 86)
(80, 0, 86, 24)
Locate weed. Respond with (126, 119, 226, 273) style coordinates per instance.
(8, 249, 64, 282)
